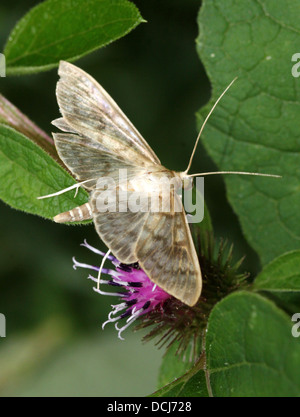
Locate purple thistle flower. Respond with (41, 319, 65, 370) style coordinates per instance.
(72, 240, 171, 340)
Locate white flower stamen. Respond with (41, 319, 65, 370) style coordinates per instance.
(115, 309, 143, 340)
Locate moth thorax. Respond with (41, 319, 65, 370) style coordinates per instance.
(125, 172, 181, 194)
(182, 176, 193, 190)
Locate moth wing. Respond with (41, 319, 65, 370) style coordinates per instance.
(90, 179, 151, 263)
(91, 183, 201, 306)
(54, 61, 161, 169)
(135, 192, 201, 306)
(52, 131, 147, 190)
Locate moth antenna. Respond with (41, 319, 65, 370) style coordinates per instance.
(185, 77, 238, 175)
(37, 179, 94, 200)
(97, 249, 112, 291)
(188, 171, 281, 178)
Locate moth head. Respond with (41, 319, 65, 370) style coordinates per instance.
(179, 173, 193, 190)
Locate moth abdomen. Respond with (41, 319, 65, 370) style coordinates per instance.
(54, 203, 93, 223)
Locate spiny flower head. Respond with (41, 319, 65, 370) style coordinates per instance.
(73, 231, 249, 358)
(72, 240, 171, 340)
(137, 230, 250, 356)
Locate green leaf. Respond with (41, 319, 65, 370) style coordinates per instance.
(206, 291, 300, 396)
(157, 341, 201, 390)
(197, 0, 300, 265)
(152, 355, 209, 397)
(4, 0, 144, 75)
(0, 94, 59, 163)
(0, 124, 88, 220)
(152, 370, 208, 397)
(254, 251, 300, 292)
(253, 251, 300, 313)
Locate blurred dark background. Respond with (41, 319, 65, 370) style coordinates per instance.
(0, 0, 259, 396)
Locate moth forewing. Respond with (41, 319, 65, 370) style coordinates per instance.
(56, 61, 161, 167)
(135, 191, 202, 306)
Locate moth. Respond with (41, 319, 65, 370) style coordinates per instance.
(42, 61, 279, 307)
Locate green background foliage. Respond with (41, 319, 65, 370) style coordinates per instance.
(1, 0, 300, 397)
(197, 0, 300, 265)
(206, 292, 300, 397)
(0, 124, 88, 219)
(0, 0, 206, 396)
(4, 0, 144, 74)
